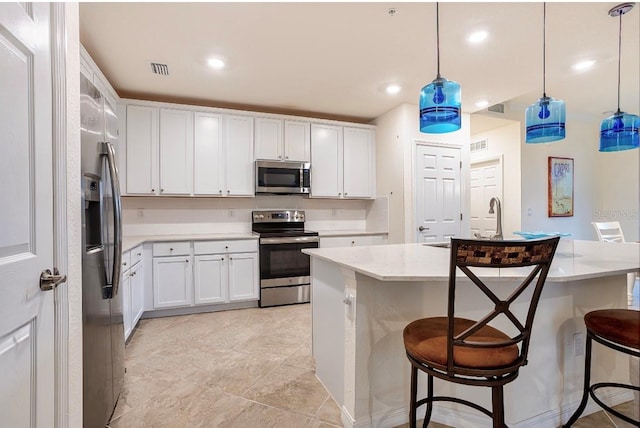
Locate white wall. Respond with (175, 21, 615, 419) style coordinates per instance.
(477, 103, 639, 241)
(374, 103, 471, 243)
(122, 196, 388, 236)
(471, 121, 522, 238)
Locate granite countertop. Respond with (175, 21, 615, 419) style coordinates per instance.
(303, 240, 640, 282)
(122, 233, 257, 252)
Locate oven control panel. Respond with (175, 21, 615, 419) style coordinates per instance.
(252, 210, 305, 223)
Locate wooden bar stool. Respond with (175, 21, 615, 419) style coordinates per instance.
(403, 237, 560, 428)
(563, 309, 640, 427)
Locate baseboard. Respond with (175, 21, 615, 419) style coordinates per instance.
(342, 389, 634, 428)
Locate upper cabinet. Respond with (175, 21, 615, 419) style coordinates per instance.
(121, 98, 373, 199)
(255, 118, 310, 162)
(126, 105, 158, 195)
(125, 103, 254, 197)
(223, 115, 254, 196)
(311, 124, 375, 199)
(193, 113, 256, 197)
(159, 108, 193, 195)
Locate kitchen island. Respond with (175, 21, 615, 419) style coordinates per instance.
(304, 240, 640, 428)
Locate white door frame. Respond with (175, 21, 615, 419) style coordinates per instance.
(411, 140, 464, 243)
(51, 3, 70, 427)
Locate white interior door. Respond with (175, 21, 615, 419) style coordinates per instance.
(0, 3, 55, 426)
(470, 157, 503, 238)
(415, 144, 461, 243)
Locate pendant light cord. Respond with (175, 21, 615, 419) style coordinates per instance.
(542, 2, 546, 98)
(616, 12, 622, 113)
(436, 2, 441, 78)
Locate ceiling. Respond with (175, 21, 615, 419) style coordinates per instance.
(79, 2, 639, 125)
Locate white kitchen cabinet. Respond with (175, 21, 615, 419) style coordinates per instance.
(311, 124, 375, 199)
(284, 120, 311, 162)
(343, 127, 375, 198)
(193, 254, 227, 304)
(193, 112, 223, 195)
(159, 108, 193, 195)
(319, 234, 388, 248)
(152, 254, 192, 309)
(126, 105, 158, 195)
(224, 115, 255, 196)
(122, 245, 145, 341)
(121, 257, 132, 339)
(255, 118, 310, 162)
(194, 113, 254, 196)
(255, 118, 283, 160)
(193, 240, 259, 304)
(130, 260, 145, 326)
(310, 124, 342, 197)
(228, 252, 259, 301)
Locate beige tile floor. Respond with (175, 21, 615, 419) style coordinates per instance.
(108, 297, 638, 428)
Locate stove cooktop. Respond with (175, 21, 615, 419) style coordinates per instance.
(252, 229, 318, 238)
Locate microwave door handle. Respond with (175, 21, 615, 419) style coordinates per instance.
(102, 142, 122, 297)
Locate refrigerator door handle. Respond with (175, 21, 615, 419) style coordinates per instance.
(102, 141, 122, 297)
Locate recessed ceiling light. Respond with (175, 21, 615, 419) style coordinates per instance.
(386, 84, 401, 95)
(572, 59, 596, 71)
(475, 100, 489, 108)
(467, 30, 489, 44)
(207, 58, 226, 70)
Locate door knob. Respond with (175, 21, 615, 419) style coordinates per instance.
(418, 226, 429, 232)
(40, 268, 67, 291)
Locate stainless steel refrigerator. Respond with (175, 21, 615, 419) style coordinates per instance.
(81, 74, 124, 428)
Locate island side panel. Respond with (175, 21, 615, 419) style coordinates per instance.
(311, 257, 346, 406)
(348, 273, 631, 428)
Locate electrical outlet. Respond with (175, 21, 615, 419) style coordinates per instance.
(573, 332, 585, 356)
(332, 208, 337, 217)
(228, 209, 234, 217)
(137, 209, 144, 218)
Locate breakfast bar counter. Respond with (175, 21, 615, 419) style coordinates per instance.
(304, 240, 639, 428)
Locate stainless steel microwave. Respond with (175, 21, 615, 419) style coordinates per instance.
(255, 160, 310, 195)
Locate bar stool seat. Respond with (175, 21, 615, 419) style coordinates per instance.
(563, 309, 640, 427)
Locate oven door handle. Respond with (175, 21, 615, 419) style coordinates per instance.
(259, 236, 320, 245)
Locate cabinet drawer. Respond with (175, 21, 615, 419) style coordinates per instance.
(153, 242, 190, 257)
(121, 250, 131, 272)
(131, 245, 143, 266)
(194, 239, 257, 255)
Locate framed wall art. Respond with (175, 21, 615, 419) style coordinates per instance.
(548, 156, 574, 217)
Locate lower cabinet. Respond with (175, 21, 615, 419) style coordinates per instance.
(152, 255, 192, 309)
(122, 245, 145, 341)
(193, 246, 259, 305)
(152, 239, 259, 310)
(319, 234, 388, 248)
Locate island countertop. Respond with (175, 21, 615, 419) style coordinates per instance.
(303, 239, 639, 282)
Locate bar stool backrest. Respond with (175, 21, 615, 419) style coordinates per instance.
(447, 237, 560, 376)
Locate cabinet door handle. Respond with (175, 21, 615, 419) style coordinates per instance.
(345, 192, 348, 196)
(338, 192, 341, 196)
(137, 253, 141, 256)
(123, 262, 127, 266)
(151, 188, 155, 192)
(185, 259, 189, 263)
(161, 188, 164, 193)
(221, 257, 224, 261)
(169, 248, 174, 251)
(219, 190, 222, 194)
(227, 190, 230, 194)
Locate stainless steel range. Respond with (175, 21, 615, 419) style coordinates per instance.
(252, 210, 319, 307)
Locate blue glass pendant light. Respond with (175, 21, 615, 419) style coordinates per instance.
(525, 3, 566, 143)
(419, 3, 461, 133)
(599, 3, 639, 152)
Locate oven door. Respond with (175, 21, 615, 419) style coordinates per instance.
(259, 236, 318, 287)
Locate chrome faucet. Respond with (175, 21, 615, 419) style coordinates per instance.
(489, 197, 503, 240)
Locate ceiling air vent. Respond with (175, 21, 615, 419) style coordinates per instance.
(487, 103, 505, 114)
(150, 62, 169, 76)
